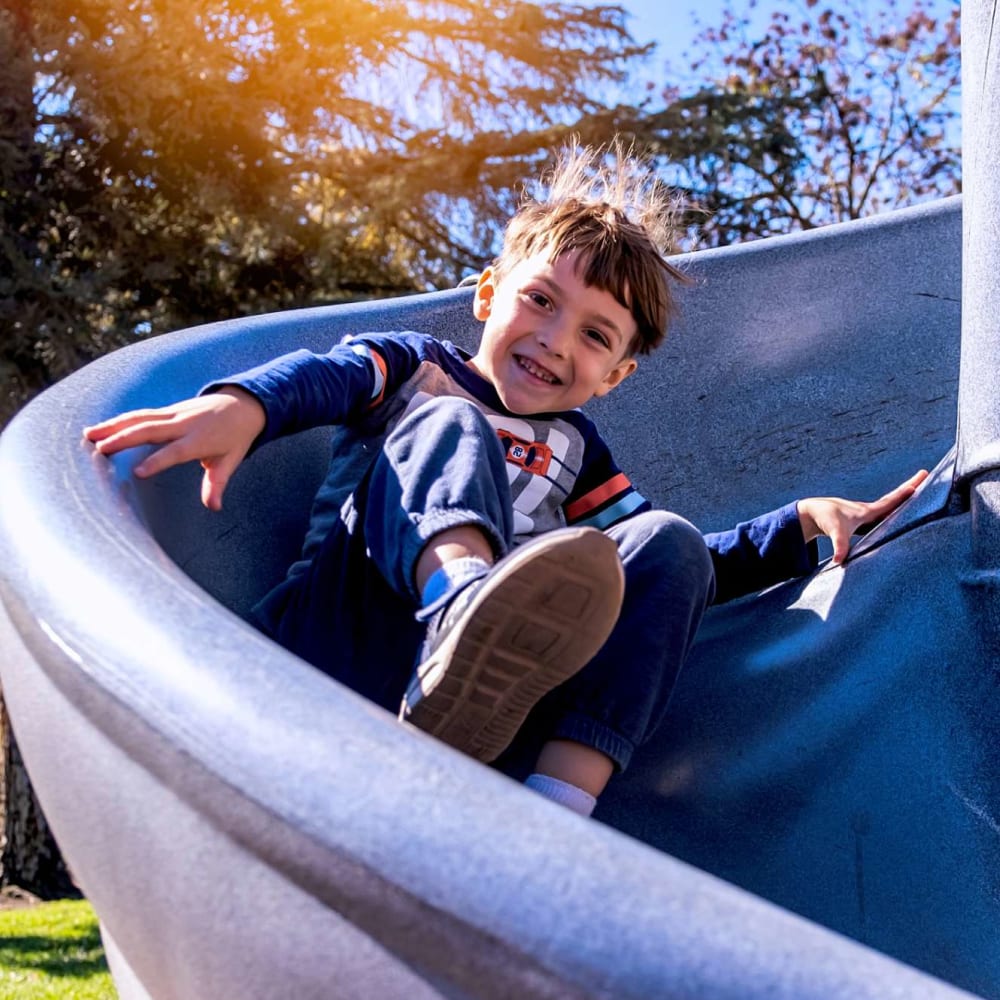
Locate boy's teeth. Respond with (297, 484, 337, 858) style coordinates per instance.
(519, 357, 557, 383)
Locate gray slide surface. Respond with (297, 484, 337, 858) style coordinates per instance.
(1, 4, 997, 997)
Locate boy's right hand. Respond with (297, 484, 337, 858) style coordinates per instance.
(83, 387, 266, 511)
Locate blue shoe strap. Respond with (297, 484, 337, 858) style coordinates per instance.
(415, 557, 490, 622)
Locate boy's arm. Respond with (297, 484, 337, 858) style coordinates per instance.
(704, 502, 816, 605)
(84, 333, 422, 511)
(205, 334, 427, 446)
(81, 342, 374, 511)
(83, 387, 265, 511)
(705, 469, 928, 604)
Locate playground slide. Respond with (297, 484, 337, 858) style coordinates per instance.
(1, 4, 997, 996)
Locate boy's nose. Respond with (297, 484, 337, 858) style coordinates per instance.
(538, 320, 571, 358)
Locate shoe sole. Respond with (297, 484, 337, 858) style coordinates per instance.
(399, 527, 624, 763)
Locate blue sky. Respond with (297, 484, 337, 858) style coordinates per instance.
(573, 0, 791, 102)
(618, 0, 746, 61)
(603, 0, 773, 69)
(600, 0, 959, 74)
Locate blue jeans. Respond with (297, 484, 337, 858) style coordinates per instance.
(254, 396, 716, 772)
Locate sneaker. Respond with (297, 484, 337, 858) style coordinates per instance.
(398, 526, 624, 763)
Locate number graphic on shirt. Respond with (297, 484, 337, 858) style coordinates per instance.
(487, 416, 573, 537)
(497, 429, 553, 476)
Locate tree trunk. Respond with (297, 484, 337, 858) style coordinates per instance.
(0, 696, 78, 897)
(1, 0, 61, 424)
(0, 1, 75, 899)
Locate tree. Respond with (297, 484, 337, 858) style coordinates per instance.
(1, 699, 77, 899)
(0, 0, 649, 425)
(0, 0, 650, 894)
(0, 2, 81, 900)
(628, 0, 961, 246)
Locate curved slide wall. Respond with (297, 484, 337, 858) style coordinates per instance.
(2, 190, 996, 999)
(2, 3, 998, 991)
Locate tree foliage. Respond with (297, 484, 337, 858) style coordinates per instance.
(1, 700, 76, 899)
(2, 0, 965, 423)
(629, 0, 961, 247)
(1, 1, 966, 419)
(1, 0, 646, 423)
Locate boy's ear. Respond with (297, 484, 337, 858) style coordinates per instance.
(473, 268, 496, 321)
(593, 357, 638, 397)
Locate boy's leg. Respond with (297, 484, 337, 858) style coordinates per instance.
(252, 395, 515, 707)
(414, 525, 495, 594)
(497, 510, 715, 804)
(250, 505, 425, 710)
(361, 396, 625, 762)
(358, 396, 514, 597)
(402, 525, 624, 764)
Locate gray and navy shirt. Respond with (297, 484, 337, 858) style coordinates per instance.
(211, 330, 815, 602)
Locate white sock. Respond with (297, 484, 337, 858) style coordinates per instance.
(524, 773, 596, 817)
(419, 556, 490, 611)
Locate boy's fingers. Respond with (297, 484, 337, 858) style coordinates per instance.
(201, 472, 225, 511)
(133, 439, 200, 478)
(83, 414, 140, 440)
(84, 409, 175, 441)
(854, 469, 930, 536)
(90, 418, 187, 456)
(865, 469, 930, 518)
(86, 422, 145, 449)
(830, 527, 851, 564)
(885, 468, 929, 500)
(200, 454, 242, 511)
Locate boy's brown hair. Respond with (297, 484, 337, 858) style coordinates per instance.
(493, 141, 689, 356)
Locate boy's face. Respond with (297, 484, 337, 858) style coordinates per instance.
(468, 249, 638, 415)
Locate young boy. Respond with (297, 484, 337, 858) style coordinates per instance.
(84, 144, 926, 817)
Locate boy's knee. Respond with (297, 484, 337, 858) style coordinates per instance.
(612, 511, 715, 600)
(398, 395, 492, 437)
(382, 395, 507, 478)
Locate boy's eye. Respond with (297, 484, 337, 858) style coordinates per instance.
(585, 328, 611, 348)
(526, 290, 551, 308)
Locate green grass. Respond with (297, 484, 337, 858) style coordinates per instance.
(0, 899, 117, 999)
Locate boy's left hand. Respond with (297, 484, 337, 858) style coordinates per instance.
(797, 469, 930, 565)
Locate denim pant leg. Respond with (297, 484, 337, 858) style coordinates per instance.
(362, 395, 516, 601)
(255, 396, 516, 709)
(494, 510, 716, 777)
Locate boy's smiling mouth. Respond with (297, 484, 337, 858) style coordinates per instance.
(516, 354, 561, 385)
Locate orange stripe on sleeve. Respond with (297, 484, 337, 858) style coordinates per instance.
(367, 348, 388, 408)
(564, 472, 632, 520)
